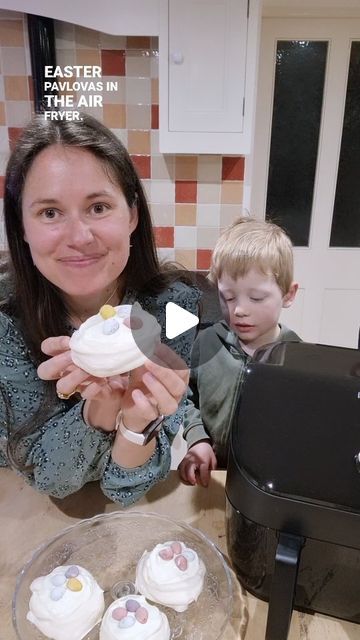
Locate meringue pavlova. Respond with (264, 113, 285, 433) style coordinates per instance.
(69, 303, 161, 377)
(135, 541, 206, 612)
(26, 564, 104, 640)
(100, 595, 170, 640)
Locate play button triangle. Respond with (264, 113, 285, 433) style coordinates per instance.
(165, 302, 199, 339)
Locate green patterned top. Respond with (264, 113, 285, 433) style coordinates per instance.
(0, 281, 200, 506)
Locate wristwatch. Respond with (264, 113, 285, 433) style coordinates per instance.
(116, 411, 165, 446)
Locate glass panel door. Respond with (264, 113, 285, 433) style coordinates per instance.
(330, 41, 360, 247)
(265, 40, 328, 246)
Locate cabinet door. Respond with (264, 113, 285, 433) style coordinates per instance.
(169, 0, 247, 133)
(159, 0, 261, 154)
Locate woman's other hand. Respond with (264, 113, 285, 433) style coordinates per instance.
(120, 343, 190, 432)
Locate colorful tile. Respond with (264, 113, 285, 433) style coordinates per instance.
(197, 182, 221, 204)
(1, 47, 26, 75)
(126, 77, 151, 105)
(221, 181, 244, 204)
(126, 104, 150, 129)
(112, 128, 128, 147)
(175, 156, 198, 180)
(8, 126, 23, 151)
(150, 204, 175, 226)
(0, 102, 4, 126)
(74, 25, 100, 49)
(151, 155, 175, 180)
(102, 77, 126, 103)
(0, 20, 24, 47)
(130, 155, 151, 179)
(4, 75, 28, 100)
(150, 129, 159, 154)
(175, 180, 197, 204)
(175, 249, 197, 270)
(197, 204, 220, 227)
(197, 155, 222, 182)
(154, 226, 174, 248)
(151, 180, 175, 204)
(175, 226, 197, 249)
(101, 50, 125, 76)
(103, 103, 126, 128)
(151, 78, 159, 104)
(197, 249, 212, 270)
(126, 37, 151, 49)
(126, 54, 151, 78)
(128, 130, 150, 155)
(222, 156, 245, 181)
(55, 49, 76, 68)
(151, 104, 159, 129)
(197, 226, 220, 249)
(157, 247, 175, 262)
(175, 204, 197, 226)
(99, 34, 126, 50)
(5, 100, 31, 126)
(75, 49, 101, 67)
(0, 126, 10, 154)
(220, 204, 242, 228)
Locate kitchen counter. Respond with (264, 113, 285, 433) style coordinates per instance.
(1, 468, 359, 640)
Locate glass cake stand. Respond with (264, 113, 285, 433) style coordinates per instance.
(13, 511, 233, 640)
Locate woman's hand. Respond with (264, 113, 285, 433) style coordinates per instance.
(37, 336, 129, 401)
(120, 343, 190, 432)
(38, 337, 188, 433)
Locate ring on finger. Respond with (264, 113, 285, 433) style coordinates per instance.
(57, 387, 80, 400)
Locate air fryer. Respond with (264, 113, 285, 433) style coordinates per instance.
(225, 341, 360, 640)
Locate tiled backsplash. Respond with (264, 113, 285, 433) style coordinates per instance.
(0, 10, 245, 269)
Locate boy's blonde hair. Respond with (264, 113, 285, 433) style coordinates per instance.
(209, 217, 294, 295)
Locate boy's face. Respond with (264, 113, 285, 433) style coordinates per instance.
(217, 268, 297, 354)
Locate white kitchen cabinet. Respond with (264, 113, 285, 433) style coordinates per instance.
(0, 0, 159, 36)
(159, 0, 262, 154)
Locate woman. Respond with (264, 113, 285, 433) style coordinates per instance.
(0, 113, 199, 506)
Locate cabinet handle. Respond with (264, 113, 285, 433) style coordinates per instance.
(170, 51, 184, 65)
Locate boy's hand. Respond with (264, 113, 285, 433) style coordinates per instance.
(178, 441, 217, 487)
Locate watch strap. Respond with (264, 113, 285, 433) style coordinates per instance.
(116, 412, 165, 446)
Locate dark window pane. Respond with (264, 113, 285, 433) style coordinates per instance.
(330, 42, 360, 247)
(265, 41, 328, 246)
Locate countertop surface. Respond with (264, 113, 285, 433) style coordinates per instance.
(1, 468, 359, 640)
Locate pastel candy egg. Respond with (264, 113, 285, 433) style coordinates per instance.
(65, 565, 79, 578)
(100, 304, 116, 320)
(67, 577, 83, 591)
(102, 317, 120, 335)
(51, 574, 66, 586)
(159, 547, 174, 561)
(50, 586, 66, 601)
(112, 607, 127, 621)
(170, 541, 182, 555)
(174, 554, 188, 571)
(119, 616, 136, 629)
(183, 550, 196, 562)
(135, 606, 149, 624)
(125, 598, 140, 612)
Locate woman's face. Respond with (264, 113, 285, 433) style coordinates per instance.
(22, 145, 138, 302)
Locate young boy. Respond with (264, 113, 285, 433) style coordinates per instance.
(179, 217, 300, 487)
